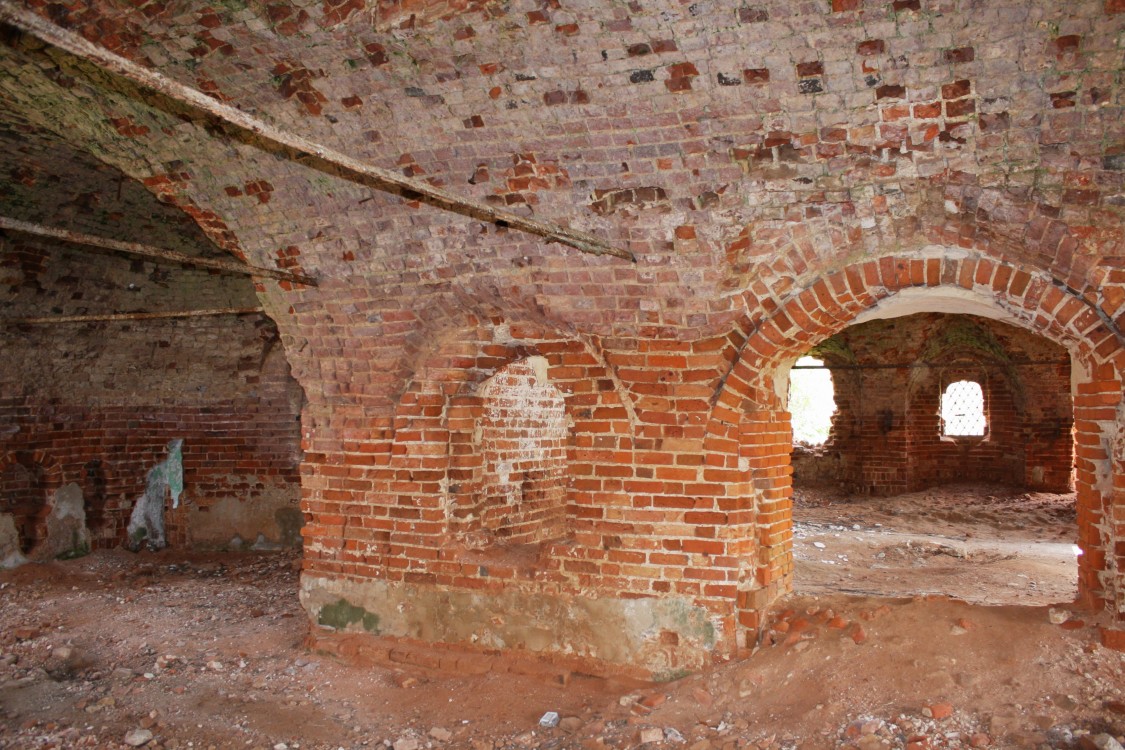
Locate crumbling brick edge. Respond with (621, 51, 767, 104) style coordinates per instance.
(1100, 627, 1125, 653)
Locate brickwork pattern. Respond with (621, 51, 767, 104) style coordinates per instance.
(0, 128, 305, 549)
(1, 0, 1124, 663)
(0, 456, 49, 553)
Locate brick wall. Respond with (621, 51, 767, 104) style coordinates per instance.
(2, 0, 1124, 667)
(0, 129, 304, 551)
(0, 369, 303, 550)
(792, 313, 1074, 494)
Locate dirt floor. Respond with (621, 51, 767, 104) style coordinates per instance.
(793, 483, 1080, 605)
(2, 483, 1124, 750)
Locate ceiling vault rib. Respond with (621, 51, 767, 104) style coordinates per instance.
(0, 215, 318, 285)
(0, 2, 635, 263)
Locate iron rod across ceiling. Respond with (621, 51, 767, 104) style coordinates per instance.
(1, 307, 264, 325)
(0, 215, 317, 285)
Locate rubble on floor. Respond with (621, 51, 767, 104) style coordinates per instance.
(2, 545, 1124, 750)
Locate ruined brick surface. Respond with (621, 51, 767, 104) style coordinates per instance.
(1, 0, 1123, 670)
(0, 128, 304, 550)
(449, 358, 569, 547)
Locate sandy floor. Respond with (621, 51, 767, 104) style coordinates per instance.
(1, 483, 1123, 750)
(793, 483, 1079, 605)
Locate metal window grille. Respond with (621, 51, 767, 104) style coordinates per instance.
(941, 379, 986, 436)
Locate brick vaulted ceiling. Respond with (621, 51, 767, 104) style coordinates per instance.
(0, 0, 1123, 413)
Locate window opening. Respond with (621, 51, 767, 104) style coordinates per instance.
(941, 379, 986, 436)
(790, 356, 837, 446)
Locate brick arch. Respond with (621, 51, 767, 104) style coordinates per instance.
(0, 451, 66, 554)
(0, 451, 65, 486)
(717, 251, 1121, 416)
(708, 249, 1125, 630)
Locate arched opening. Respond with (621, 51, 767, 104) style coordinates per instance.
(722, 254, 1120, 632)
(0, 456, 47, 554)
(0, 125, 307, 557)
(787, 312, 1077, 605)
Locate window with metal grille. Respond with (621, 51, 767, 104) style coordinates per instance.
(941, 379, 986, 437)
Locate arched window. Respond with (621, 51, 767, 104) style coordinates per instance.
(941, 379, 986, 437)
(789, 356, 837, 445)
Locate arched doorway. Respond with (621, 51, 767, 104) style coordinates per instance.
(786, 311, 1078, 605)
(712, 251, 1124, 631)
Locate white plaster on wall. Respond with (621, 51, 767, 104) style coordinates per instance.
(852, 286, 1023, 326)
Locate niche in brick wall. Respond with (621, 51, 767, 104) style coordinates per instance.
(0, 457, 47, 553)
(451, 356, 570, 550)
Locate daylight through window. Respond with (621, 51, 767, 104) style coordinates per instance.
(790, 356, 837, 445)
(941, 379, 986, 436)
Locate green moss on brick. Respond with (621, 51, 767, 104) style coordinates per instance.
(317, 598, 380, 633)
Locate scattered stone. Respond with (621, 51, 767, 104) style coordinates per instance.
(1048, 608, 1069, 625)
(392, 673, 419, 689)
(1088, 735, 1125, 750)
(393, 737, 420, 750)
(538, 711, 560, 728)
(0, 514, 27, 569)
(429, 726, 453, 741)
(929, 702, 954, 720)
(856, 734, 885, 750)
(639, 726, 664, 744)
(124, 728, 154, 747)
(559, 716, 583, 733)
(35, 483, 92, 561)
(955, 672, 978, 687)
